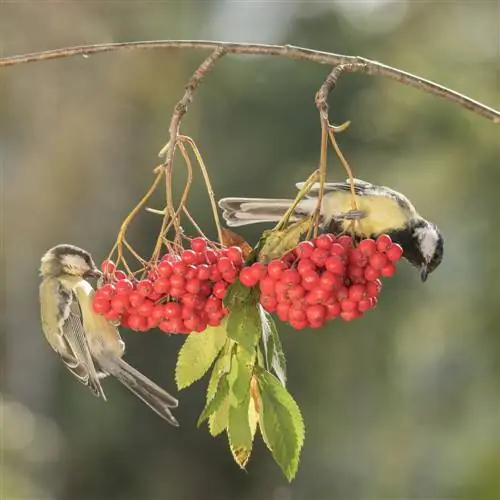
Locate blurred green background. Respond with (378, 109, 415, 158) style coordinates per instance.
(2, 1, 500, 499)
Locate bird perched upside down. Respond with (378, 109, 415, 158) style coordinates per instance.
(218, 178, 444, 281)
(39, 244, 179, 426)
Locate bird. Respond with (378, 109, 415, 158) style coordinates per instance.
(39, 244, 179, 426)
(218, 178, 443, 281)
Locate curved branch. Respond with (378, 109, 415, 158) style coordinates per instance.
(0, 40, 498, 123)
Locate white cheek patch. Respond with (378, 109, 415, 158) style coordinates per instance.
(415, 225, 439, 262)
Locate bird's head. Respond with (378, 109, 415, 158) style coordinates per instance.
(40, 244, 102, 279)
(412, 220, 444, 281)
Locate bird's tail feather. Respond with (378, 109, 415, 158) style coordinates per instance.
(218, 197, 298, 227)
(111, 358, 179, 426)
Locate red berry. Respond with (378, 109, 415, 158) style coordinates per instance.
(113, 270, 128, 281)
(153, 277, 171, 294)
(260, 295, 278, 312)
(364, 266, 380, 282)
(297, 258, 316, 276)
(185, 265, 198, 280)
(128, 290, 146, 307)
(100, 259, 116, 274)
(369, 252, 388, 270)
(204, 249, 218, 264)
(347, 265, 365, 282)
(213, 281, 228, 299)
(111, 295, 129, 313)
(310, 248, 329, 267)
(358, 298, 373, 312)
(105, 309, 121, 322)
(325, 255, 345, 275)
(326, 301, 341, 319)
(136, 279, 153, 297)
(205, 297, 222, 314)
(159, 320, 173, 333)
(182, 306, 196, 320)
(267, 259, 287, 280)
(209, 267, 222, 282)
(340, 299, 358, 312)
(385, 244, 403, 262)
(295, 241, 315, 259)
(319, 271, 340, 291)
(381, 262, 396, 277)
(281, 268, 301, 286)
(170, 317, 187, 333)
(289, 306, 307, 322)
(217, 257, 235, 274)
(358, 239, 377, 256)
(95, 283, 116, 300)
(173, 261, 188, 276)
(196, 264, 211, 281)
(305, 287, 331, 305)
(366, 280, 382, 298)
(337, 235, 354, 250)
(157, 261, 173, 278)
(340, 311, 360, 322)
(170, 274, 185, 290)
(169, 287, 184, 298)
(376, 234, 393, 252)
(185, 278, 202, 295)
(289, 319, 308, 330)
(115, 279, 133, 294)
(276, 303, 290, 322)
(301, 270, 320, 290)
(191, 237, 207, 253)
(148, 291, 162, 302)
(239, 267, 259, 287)
(260, 276, 276, 295)
(288, 284, 305, 301)
(92, 297, 110, 314)
(222, 270, 238, 284)
(227, 246, 243, 265)
(330, 243, 347, 257)
(164, 302, 182, 319)
(306, 304, 327, 324)
(250, 262, 267, 281)
(199, 281, 212, 297)
(348, 284, 366, 302)
(182, 249, 199, 265)
(313, 234, 334, 250)
(336, 286, 349, 301)
(349, 248, 368, 267)
(128, 314, 147, 331)
(137, 299, 154, 317)
(151, 305, 166, 321)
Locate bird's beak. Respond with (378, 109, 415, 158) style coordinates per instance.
(420, 264, 428, 282)
(84, 268, 103, 279)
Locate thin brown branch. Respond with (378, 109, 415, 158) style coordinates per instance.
(1, 40, 498, 123)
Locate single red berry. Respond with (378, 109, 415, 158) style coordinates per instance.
(310, 247, 329, 267)
(281, 268, 301, 286)
(267, 259, 287, 280)
(170, 274, 186, 290)
(191, 237, 207, 253)
(181, 293, 202, 310)
(347, 265, 365, 282)
(92, 297, 111, 314)
(205, 297, 222, 314)
(148, 291, 162, 302)
(199, 281, 212, 297)
(348, 248, 368, 267)
(113, 270, 128, 281)
(289, 307, 307, 322)
(115, 279, 134, 294)
(181, 306, 196, 320)
(105, 309, 121, 322)
(197, 264, 211, 281)
(306, 304, 327, 324)
(185, 278, 202, 295)
(274, 280, 287, 298)
(151, 305, 166, 321)
(111, 295, 129, 313)
(376, 234, 393, 252)
(313, 234, 334, 250)
(250, 262, 267, 281)
(128, 290, 146, 307)
(137, 299, 154, 317)
(95, 283, 116, 300)
(325, 255, 345, 275)
(295, 241, 315, 259)
(385, 244, 403, 262)
(207, 315, 223, 327)
(336, 286, 349, 301)
(209, 266, 222, 282)
(348, 284, 366, 302)
(319, 271, 341, 291)
(369, 252, 388, 270)
(169, 287, 184, 298)
(164, 302, 182, 319)
(330, 243, 347, 257)
(222, 270, 238, 284)
(153, 277, 171, 295)
(301, 270, 320, 290)
(239, 267, 259, 287)
(170, 317, 187, 333)
(260, 276, 276, 295)
(276, 303, 290, 322)
(128, 314, 147, 331)
(159, 320, 173, 333)
(337, 235, 354, 250)
(340, 310, 360, 322)
(226, 246, 244, 265)
(204, 249, 218, 264)
(185, 265, 198, 280)
(381, 262, 396, 277)
(366, 280, 382, 298)
(326, 301, 341, 319)
(213, 281, 228, 299)
(147, 316, 160, 329)
(289, 319, 308, 330)
(217, 257, 235, 274)
(340, 298, 358, 312)
(297, 258, 316, 276)
(364, 266, 380, 282)
(181, 249, 198, 265)
(157, 261, 173, 278)
(305, 287, 331, 305)
(100, 259, 116, 275)
(358, 239, 377, 257)
(288, 284, 305, 301)
(260, 295, 278, 312)
(136, 279, 153, 297)
(358, 298, 374, 312)
(173, 261, 188, 276)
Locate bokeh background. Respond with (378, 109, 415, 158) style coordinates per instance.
(2, 1, 500, 499)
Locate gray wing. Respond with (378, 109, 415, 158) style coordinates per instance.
(40, 278, 106, 399)
(296, 178, 373, 197)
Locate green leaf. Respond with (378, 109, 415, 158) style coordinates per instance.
(197, 377, 229, 426)
(175, 322, 228, 390)
(228, 346, 256, 406)
(260, 307, 287, 386)
(208, 398, 230, 437)
(227, 301, 262, 353)
(227, 392, 254, 468)
(258, 219, 311, 263)
(257, 369, 305, 481)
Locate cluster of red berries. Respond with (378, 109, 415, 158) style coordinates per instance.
(238, 234, 403, 329)
(91, 238, 244, 334)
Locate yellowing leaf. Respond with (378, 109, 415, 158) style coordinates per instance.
(175, 322, 228, 390)
(227, 393, 254, 469)
(221, 228, 254, 260)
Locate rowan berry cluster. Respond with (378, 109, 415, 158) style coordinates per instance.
(91, 238, 244, 334)
(239, 234, 403, 329)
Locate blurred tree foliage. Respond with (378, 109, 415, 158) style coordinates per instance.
(2, 1, 500, 499)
